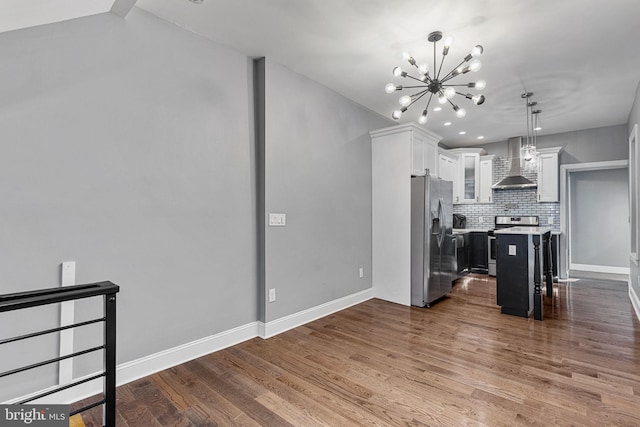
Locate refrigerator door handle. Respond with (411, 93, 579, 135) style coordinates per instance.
(431, 216, 440, 236)
(435, 199, 445, 248)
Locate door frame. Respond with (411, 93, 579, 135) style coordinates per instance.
(559, 160, 629, 278)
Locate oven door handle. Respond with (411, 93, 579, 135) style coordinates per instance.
(488, 235, 496, 259)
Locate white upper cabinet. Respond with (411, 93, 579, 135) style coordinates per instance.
(478, 155, 495, 203)
(459, 152, 480, 203)
(448, 148, 487, 204)
(412, 132, 438, 176)
(536, 147, 562, 202)
(437, 148, 460, 199)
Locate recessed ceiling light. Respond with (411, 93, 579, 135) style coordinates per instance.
(188, 0, 204, 3)
(433, 107, 442, 112)
(477, 136, 485, 140)
(444, 122, 452, 126)
(534, 127, 542, 131)
(459, 131, 466, 135)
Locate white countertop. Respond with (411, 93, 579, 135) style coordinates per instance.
(494, 226, 552, 235)
(453, 228, 491, 233)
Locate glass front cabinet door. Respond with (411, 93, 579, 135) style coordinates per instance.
(459, 152, 480, 203)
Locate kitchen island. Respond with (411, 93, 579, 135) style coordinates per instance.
(494, 226, 552, 320)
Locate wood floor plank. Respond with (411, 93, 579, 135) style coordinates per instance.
(72, 274, 639, 426)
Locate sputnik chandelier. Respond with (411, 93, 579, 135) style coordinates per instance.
(385, 31, 486, 124)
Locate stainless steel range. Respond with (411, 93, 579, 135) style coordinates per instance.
(488, 216, 539, 276)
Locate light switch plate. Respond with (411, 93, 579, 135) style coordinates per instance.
(548, 216, 554, 225)
(508, 245, 517, 256)
(269, 213, 286, 226)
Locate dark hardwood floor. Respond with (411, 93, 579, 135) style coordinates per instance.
(73, 274, 640, 426)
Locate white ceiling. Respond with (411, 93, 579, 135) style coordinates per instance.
(0, 0, 114, 33)
(3, 0, 640, 147)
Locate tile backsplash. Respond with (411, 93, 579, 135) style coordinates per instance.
(453, 155, 560, 231)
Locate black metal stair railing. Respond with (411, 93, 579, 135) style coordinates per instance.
(0, 281, 119, 427)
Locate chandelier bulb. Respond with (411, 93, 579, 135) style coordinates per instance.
(399, 95, 412, 107)
(438, 93, 447, 104)
(392, 66, 405, 77)
(472, 94, 486, 105)
(402, 51, 417, 66)
(444, 36, 454, 48)
(454, 106, 467, 118)
(418, 110, 428, 124)
(469, 59, 482, 72)
(392, 110, 402, 120)
(442, 36, 453, 56)
(471, 45, 484, 57)
(475, 80, 486, 90)
(385, 83, 397, 94)
(418, 63, 429, 74)
(444, 87, 456, 99)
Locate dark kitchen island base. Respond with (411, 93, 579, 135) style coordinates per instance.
(496, 234, 534, 318)
(495, 227, 552, 319)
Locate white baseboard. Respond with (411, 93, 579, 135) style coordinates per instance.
(4, 321, 260, 405)
(258, 288, 374, 338)
(630, 282, 640, 322)
(4, 288, 374, 406)
(115, 321, 260, 386)
(570, 263, 630, 275)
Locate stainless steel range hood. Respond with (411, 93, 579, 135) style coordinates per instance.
(492, 137, 537, 189)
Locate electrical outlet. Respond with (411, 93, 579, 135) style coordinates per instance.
(478, 216, 484, 224)
(268, 288, 276, 302)
(269, 213, 286, 226)
(359, 267, 364, 278)
(548, 216, 554, 225)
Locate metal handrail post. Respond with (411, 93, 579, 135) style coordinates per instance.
(104, 292, 117, 427)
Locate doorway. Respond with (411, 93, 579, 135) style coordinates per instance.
(560, 160, 629, 279)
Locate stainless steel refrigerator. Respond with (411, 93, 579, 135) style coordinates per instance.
(411, 174, 454, 307)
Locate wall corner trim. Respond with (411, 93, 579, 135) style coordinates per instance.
(630, 281, 640, 322)
(110, 0, 138, 18)
(258, 288, 374, 339)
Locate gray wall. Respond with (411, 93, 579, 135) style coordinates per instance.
(0, 9, 258, 399)
(261, 58, 390, 322)
(628, 81, 640, 304)
(569, 168, 629, 267)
